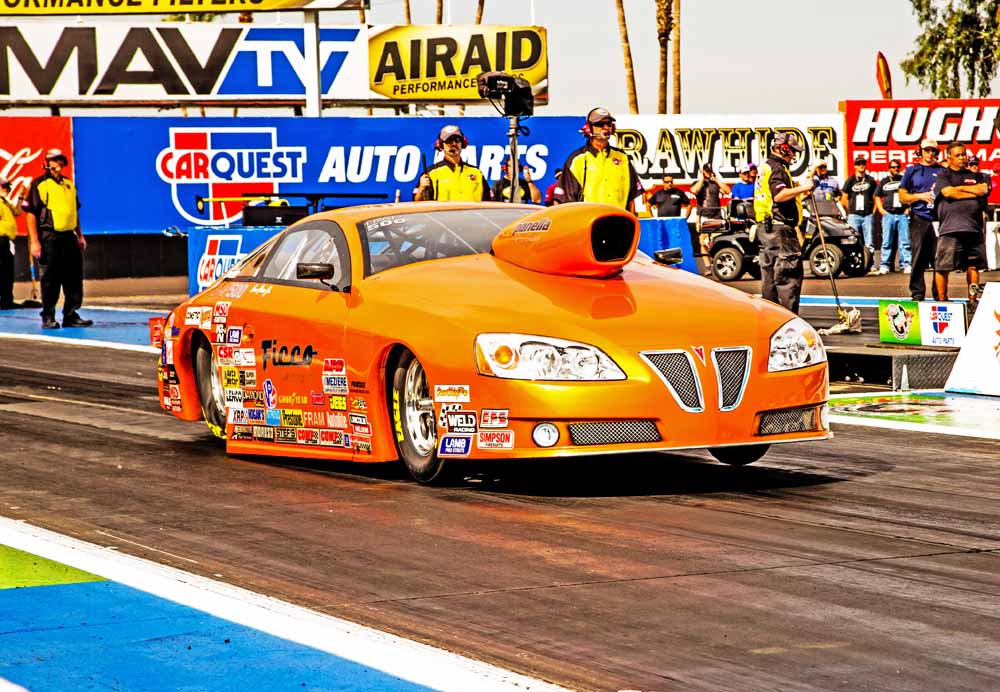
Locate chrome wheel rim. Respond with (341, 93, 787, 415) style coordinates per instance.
(813, 250, 832, 275)
(209, 348, 225, 413)
(403, 359, 436, 456)
(716, 252, 737, 279)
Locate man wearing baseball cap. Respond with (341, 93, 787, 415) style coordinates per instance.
(415, 125, 490, 202)
(561, 107, 642, 211)
(841, 156, 878, 262)
(730, 163, 755, 201)
(25, 148, 92, 329)
(899, 138, 945, 300)
(753, 132, 814, 314)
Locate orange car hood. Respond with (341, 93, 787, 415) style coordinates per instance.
(361, 254, 792, 352)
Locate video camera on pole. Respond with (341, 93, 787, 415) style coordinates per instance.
(477, 71, 534, 204)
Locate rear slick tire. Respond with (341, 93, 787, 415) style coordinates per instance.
(193, 338, 227, 441)
(390, 350, 446, 483)
(709, 444, 771, 466)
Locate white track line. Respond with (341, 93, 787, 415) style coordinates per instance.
(0, 518, 571, 692)
(830, 415, 1000, 440)
(0, 332, 159, 354)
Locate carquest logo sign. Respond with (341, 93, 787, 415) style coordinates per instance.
(156, 127, 306, 224)
(198, 235, 244, 291)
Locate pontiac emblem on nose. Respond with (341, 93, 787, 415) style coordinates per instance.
(691, 346, 706, 366)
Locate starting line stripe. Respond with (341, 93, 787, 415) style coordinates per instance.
(830, 414, 1000, 440)
(0, 332, 159, 354)
(0, 518, 571, 692)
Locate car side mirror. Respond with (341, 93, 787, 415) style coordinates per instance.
(296, 262, 336, 280)
(653, 248, 684, 266)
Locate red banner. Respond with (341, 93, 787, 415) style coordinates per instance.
(0, 116, 73, 235)
(843, 99, 1000, 174)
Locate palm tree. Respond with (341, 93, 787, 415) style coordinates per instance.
(655, 0, 672, 114)
(476, 0, 485, 24)
(403, 0, 411, 23)
(436, 0, 443, 24)
(672, 0, 681, 113)
(614, 0, 639, 113)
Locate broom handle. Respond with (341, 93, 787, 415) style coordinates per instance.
(806, 192, 845, 314)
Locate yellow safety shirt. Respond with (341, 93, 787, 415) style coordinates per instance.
(561, 143, 641, 209)
(754, 154, 802, 227)
(27, 173, 79, 232)
(0, 197, 20, 240)
(424, 160, 490, 202)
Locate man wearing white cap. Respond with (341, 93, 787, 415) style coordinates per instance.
(899, 138, 945, 301)
(810, 159, 841, 202)
(415, 125, 490, 202)
(730, 164, 755, 201)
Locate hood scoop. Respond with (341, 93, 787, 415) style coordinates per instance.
(491, 203, 640, 279)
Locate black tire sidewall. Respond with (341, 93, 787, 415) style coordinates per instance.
(809, 245, 843, 278)
(390, 351, 445, 483)
(712, 247, 744, 281)
(194, 339, 226, 438)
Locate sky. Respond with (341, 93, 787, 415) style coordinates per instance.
(354, 0, 1000, 115)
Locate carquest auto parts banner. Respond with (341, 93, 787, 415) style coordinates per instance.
(613, 114, 843, 186)
(71, 116, 580, 234)
(0, 22, 545, 105)
(843, 98, 1000, 175)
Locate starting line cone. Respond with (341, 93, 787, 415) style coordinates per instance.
(899, 364, 910, 391)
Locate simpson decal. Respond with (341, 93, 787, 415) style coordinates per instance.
(477, 429, 514, 450)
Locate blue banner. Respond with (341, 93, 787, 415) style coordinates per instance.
(72, 116, 584, 236)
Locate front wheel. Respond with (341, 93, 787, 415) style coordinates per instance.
(390, 351, 445, 483)
(808, 244, 843, 278)
(193, 337, 226, 440)
(711, 247, 745, 281)
(709, 444, 771, 466)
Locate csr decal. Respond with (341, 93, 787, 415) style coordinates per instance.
(614, 115, 842, 182)
(157, 127, 306, 225)
(0, 25, 364, 102)
(261, 339, 319, 369)
(369, 25, 548, 102)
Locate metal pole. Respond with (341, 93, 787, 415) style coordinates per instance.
(303, 10, 322, 117)
(508, 115, 520, 204)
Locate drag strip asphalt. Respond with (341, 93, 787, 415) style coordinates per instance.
(1, 339, 999, 692)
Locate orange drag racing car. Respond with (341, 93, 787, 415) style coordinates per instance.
(155, 202, 830, 482)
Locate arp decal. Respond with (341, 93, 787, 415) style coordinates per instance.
(262, 339, 318, 369)
(323, 358, 346, 375)
(477, 429, 514, 450)
(434, 384, 470, 403)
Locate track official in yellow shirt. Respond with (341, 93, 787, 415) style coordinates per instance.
(560, 107, 642, 212)
(26, 148, 92, 329)
(415, 125, 491, 202)
(0, 177, 22, 310)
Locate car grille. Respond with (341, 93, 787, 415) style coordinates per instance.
(758, 406, 819, 435)
(640, 351, 703, 412)
(712, 347, 751, 411)
(568, 420, 662, 446)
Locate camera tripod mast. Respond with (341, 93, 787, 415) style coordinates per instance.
(507, 115, 521, 205)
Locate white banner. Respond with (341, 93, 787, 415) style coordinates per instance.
(945, 282, 1000, 397)
(613, 114, 843, 186)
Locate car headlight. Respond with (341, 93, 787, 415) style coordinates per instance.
(768, 317, 826, 372)
(475, 334, 626, 381)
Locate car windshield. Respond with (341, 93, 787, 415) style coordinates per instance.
(359, 208, 534, 275)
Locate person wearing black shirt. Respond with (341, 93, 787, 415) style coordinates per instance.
(648, 175, 690, 218)
(841, 156, 878, 261)
(491, 157, 541, 204)
(690, 163, 730, 221)
(874, 161, 910, 274)
(931, 143, 989, 303)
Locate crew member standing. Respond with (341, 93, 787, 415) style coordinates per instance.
(0, 178, 22, 310)
(491, 157, 541, 204)
(754, 133, 814, 314)
(561, 107, 642, 212)
(874, 160, 910, 274)
(898, 138, 945, 301)
(841, 156, 878, 260)
(26, 149, 92, 329)
(415, 125, 491, 202)
(932, 143, 989, 304)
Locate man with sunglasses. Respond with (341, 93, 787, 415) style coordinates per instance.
(931, 143, 988, 304)
(874, 160, 910, 274)
(899, 138, 945, 300)
(415, 125, 491, 202)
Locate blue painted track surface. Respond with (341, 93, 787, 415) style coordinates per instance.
(0, 307, 164, 349)
(0, 580, 434, 692)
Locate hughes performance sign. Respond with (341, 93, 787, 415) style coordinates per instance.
(0, 23, 547, 105)
(614, 114, 843, 186)
(843, 99, 1000, 174)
